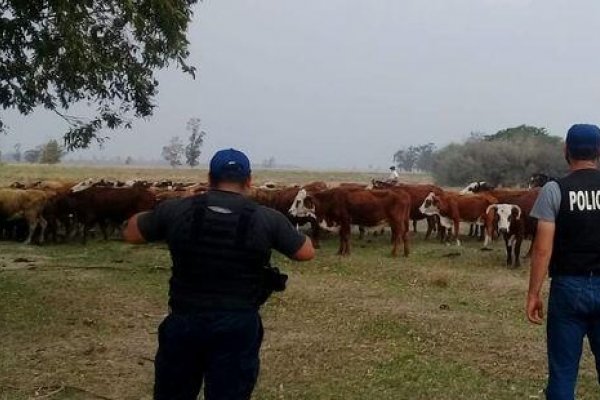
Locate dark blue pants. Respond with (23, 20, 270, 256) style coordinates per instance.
(154, 311, 263, 400)
(547, 276, 600, 399)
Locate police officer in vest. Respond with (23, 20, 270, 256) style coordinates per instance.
(528, 124, 600, 399)
(124, 148, 315, 400)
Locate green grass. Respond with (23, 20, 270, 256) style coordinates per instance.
(0, 164, 597, 399)
(0, 163, 431, 186)
(1, 232, 599, 400)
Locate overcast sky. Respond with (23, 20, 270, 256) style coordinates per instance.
(3, 0, 600, 169)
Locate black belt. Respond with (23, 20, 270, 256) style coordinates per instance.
(552, 270, 600, 277)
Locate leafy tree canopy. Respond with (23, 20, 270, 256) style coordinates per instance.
(0, 0, 198, 149)
(484, 125, 561, 144)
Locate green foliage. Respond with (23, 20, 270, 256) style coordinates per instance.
(162, 136, 184, 167)
(484, 124, 561, 144)
(432, 126, 567, 186)
(23, 148, 41, 163)
(0, 0, 199, 149)
(39, 139, 65, 164)
(394, 143, 436, 172)
(184, 118, 206, 167)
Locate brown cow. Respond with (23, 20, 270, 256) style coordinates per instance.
(373, 180, 443, 238)
(250, 186, 324, 247)
(419, 192, 497, 246)
(292, 187, 411, 257)
(0, 189, 51, 244)
(68, 187, 156, 243)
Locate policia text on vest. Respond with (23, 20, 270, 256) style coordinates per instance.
(568, 190, 600, 211)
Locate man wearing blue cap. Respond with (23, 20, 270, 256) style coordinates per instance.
(123, 148, 315, 400)
(527, 124, 600, 399)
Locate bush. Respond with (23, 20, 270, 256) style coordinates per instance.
(431, 131, 567, 187)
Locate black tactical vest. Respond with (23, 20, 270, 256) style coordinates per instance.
(550, 169, 600, 276)
(167, 192, 271, 312)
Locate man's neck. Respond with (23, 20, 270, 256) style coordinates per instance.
(570, 160, 598, 172)
(213, 184, 245, 194)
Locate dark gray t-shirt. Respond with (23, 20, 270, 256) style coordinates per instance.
(530, 182, 561, 222)
(138, 190, 306, 258)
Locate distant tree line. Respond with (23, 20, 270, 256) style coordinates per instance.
(1, 140, 65, 164)
(393, 143, 436, 172)
(394, 125, 567, 186)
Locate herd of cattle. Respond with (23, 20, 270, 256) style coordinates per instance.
(0, 174, 555, 267)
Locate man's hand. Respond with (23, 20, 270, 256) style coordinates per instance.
(526, 292, 544, 324)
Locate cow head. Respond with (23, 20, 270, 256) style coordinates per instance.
(486, 204, 522, 233)
(419, 192, 442, 216)
(71, 178, 96, 192)
(288, 189, 317, 219)
(529, 173, 554, 189)
(460, 182, 480, 195)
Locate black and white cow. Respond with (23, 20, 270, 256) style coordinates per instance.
(459, 181, 496, 195)
(486, 204, 523, 267)
(459, 181, 496, 237)
(528, 173, 557, 189)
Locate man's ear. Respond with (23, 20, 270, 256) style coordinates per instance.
(244, 177, 252, 189)
(564, 145, 571, 164)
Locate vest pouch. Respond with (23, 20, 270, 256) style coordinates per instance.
(257, 265, 288, 305)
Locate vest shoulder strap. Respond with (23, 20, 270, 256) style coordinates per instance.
(235, 202, 258, 248)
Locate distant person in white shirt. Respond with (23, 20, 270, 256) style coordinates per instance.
(388, 166, 400, 182)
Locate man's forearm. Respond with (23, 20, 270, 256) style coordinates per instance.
(528, 249, 550, 296)
(123, 213, 148, 244)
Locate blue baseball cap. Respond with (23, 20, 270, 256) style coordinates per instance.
(566, 124, 600, 159)
(209, 148, 251, 181)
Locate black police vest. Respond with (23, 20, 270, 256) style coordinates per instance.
(550, 169, 600, 276)
(167, 193, 271, 312)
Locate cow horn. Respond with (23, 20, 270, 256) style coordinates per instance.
(512, 205, 522, 220)
(485, 204, 497, 215)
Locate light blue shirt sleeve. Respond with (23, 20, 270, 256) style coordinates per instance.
(530, 181, 561, 222)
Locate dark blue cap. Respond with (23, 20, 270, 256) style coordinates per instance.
(566, 124, 600, 158)
(209, 148, 251, 181)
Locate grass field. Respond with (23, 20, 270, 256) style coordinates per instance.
(0, 163, 431, 187)
(1, 165, 599, 399)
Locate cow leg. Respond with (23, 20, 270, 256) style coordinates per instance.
(99, 220, 109, 241)
(424, 218, 432, 239)
(38, 217, 48, 244)
(310, 219, 320, 249)
(437, 217, 446, 241)
(524, 235, 535, 258)
(82, 223, 90, 244)
(514, 236, 523, 267)
(453, 220, 461, 246)
(439, 226, 446, 243)
(358, 226, 365, 240)
(24, 219, 38, 245)
(402, 220, 410, 257)
(483, 220, 494, 248)
(504, 234, 513, 266)
(469, 224, 474, 237)
(412, 219, 417, 233)
(390, 228, 398, 257)
(339, 224, 351, 256)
